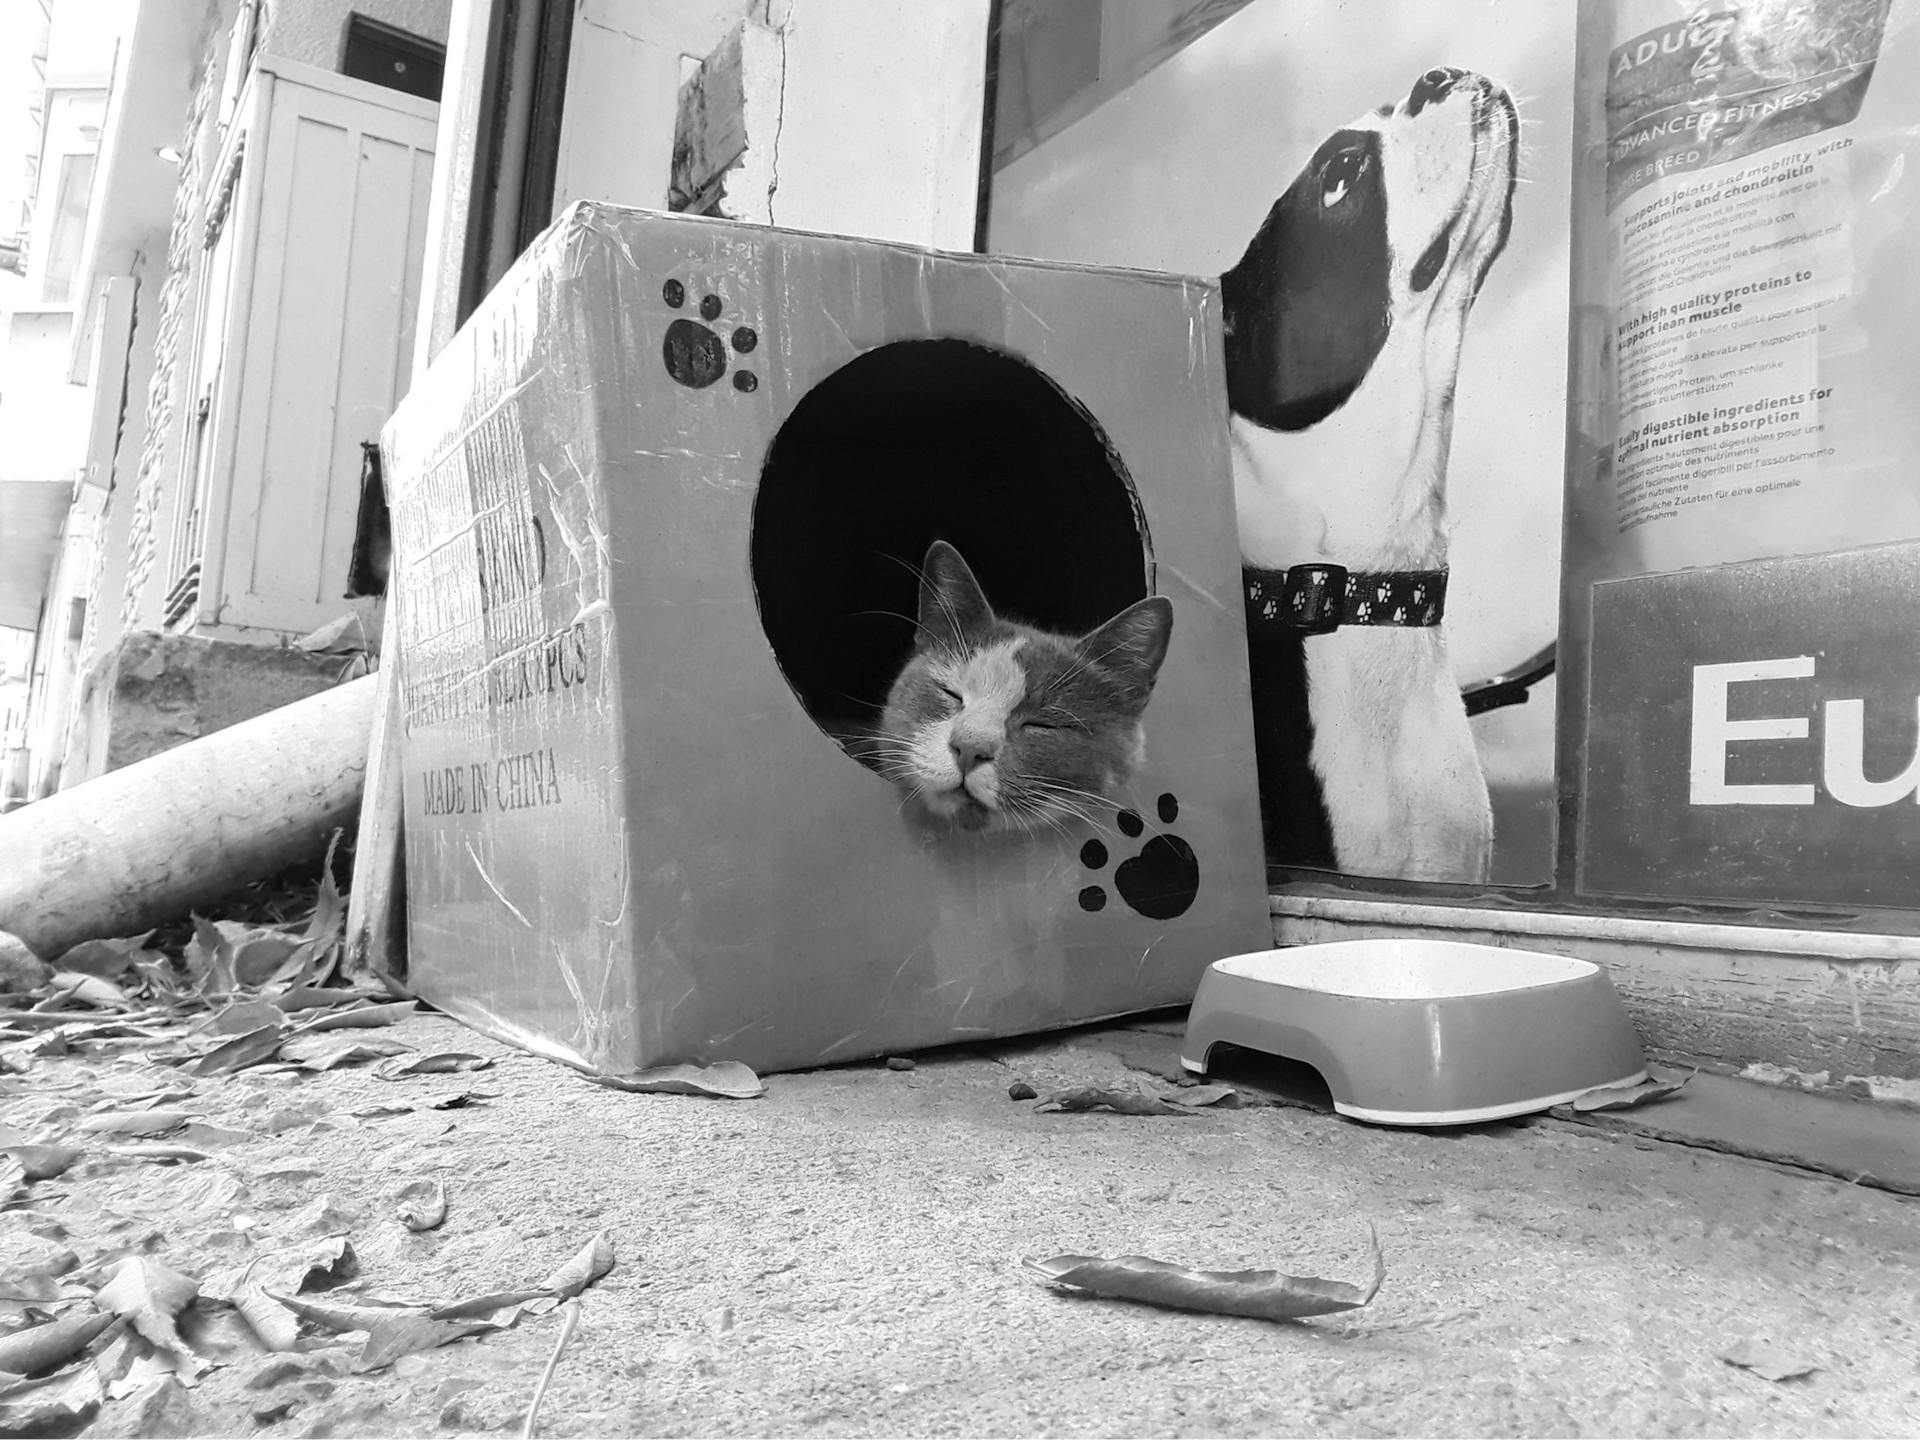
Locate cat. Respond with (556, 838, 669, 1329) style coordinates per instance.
(854, 540, 1174, 835)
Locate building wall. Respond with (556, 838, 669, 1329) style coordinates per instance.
(555, 0, 989, 249)
(115, 0, 452, 637)
(118, 8, 228, 636)
(262, 0, 450, 68)
(66, 245, 161, 782)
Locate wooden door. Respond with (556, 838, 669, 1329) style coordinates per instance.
(200, 59, 435, 638)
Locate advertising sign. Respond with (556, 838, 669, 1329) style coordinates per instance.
(1582, 540, 1920, 907)
(989, 0, 1575, 886)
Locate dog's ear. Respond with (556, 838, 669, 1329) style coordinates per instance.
(1221, 129, 1392, 432)
(916, 540, 995, 652)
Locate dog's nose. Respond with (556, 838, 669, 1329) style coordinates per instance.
(1408, 67, 1465, 116)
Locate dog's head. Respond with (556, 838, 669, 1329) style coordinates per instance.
(1221, 67, 1518, 435)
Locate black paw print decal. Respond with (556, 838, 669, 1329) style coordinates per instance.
(1075, 792, 1200, 920)
(661, 279, 759, 393)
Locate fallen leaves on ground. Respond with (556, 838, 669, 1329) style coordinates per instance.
(95, 1257, 206, 1380)
(377, 1052, 493, 1079)
(0, 1144, 79, 1180)
(76, 1111, 190, 1138)
(1033, 1086, 1194, 1116)
(0, 1359, 106, 1436)
(544, 1232, 616, 1299)
(1721, 1337, 1819, 1382)
(0, 1310, 114, 1377)
(396, 1178, 448, 1232)
(1027, 1225, 1386, 1322)
(1021, 1083, 1239, 1116)
(586, 1060, 765, 1099)
(258, 1228, 615, 1371)
(1571, 1068, 1697, 1113)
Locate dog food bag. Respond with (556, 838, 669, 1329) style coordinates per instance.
(1565, 0, 1920, 586)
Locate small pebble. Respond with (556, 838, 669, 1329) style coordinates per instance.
(1008, 1081, 1037, 1101)
(885, 1056, 915, 1072)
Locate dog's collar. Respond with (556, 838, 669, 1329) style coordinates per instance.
(1244, 563, 1447, 634)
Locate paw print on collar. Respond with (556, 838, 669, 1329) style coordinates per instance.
(661, 278, 759, 393)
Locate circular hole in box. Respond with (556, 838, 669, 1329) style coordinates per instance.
(750, 339, 1154, 764)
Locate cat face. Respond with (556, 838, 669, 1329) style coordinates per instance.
(871, 541, 1173, 834)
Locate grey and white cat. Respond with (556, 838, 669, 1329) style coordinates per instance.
(856, 540, 1173, 834)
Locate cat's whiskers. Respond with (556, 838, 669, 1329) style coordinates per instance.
(1023, 776, 1126, 816)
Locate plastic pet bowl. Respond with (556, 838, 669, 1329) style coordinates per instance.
(1181, 938, 1647, 1126)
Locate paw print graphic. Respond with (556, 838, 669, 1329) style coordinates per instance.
(660, 278, 759, 393)
(1074, 792, 1201, 920)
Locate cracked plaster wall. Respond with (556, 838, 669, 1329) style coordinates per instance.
(557, 0, 989, 250)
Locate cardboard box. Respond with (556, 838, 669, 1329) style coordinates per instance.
(382, 203, 1269, 1074)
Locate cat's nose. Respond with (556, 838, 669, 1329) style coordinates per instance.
(951, 733, 998, 774)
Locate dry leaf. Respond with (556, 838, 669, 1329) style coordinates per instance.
(1722, 1338, 1819, 1382)
(293, 1237, 358, 1292)
(295, 613, 371, 654)
(273, 984, 381, 1013)
(280, 1034, 411, 1071)
(1170, 1084, 1241, 1108)
(1027, 1225, 1385, 1322)
(228, 933, 305, 989)
(423, 1090, 495, 1110)
(184, 916, 236, 999)
(262, 1290, 426, 1336)
(543, 1232, 615, 1298)
(293, 1001, 418, 1033)
(428, 1288, 549, 1323)
(0, 1278, 66, 1305)
(95, 1257, 204, 1376)
(40, 972, 130, 1010)
(0, 1309, 113, 1377)
(376, 1053, 492, 1079)
(396, 1179, 447, 1232)
(587, 1061, 765, 1099)
(0, 1146, 79, 1182)
(302, 846, 348, 949)
(195, 1001, 286, 1037)
(190, 1024, 286, 1078)
(103, 1144, 215, 1166)
(0, 1358, 104, 1434)
(231, 1284, 299, 1354)
(177, 1303, 274, 1365)
(76, 1112, 190, 1137)
(1032, 1086, 1195, 1116)
(51, 935, 160, 982)
(1572, 1069, 1697, 1113)
(173, 1123, 255, 1150)
(354, 1314, 493, 1373)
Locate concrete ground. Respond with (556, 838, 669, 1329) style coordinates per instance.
(6, 1010, 1919, 1438)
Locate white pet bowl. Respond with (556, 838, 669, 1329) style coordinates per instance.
(1181, 938, 1647, 1126)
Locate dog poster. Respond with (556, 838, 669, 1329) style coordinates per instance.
(987, 0, 1576, 886)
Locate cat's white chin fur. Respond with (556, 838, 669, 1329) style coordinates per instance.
(916, 770, 1001, 830)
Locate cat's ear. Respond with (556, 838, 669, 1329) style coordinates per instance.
(916, 540, 995, 651)
(1080, 596, 1173, 699)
